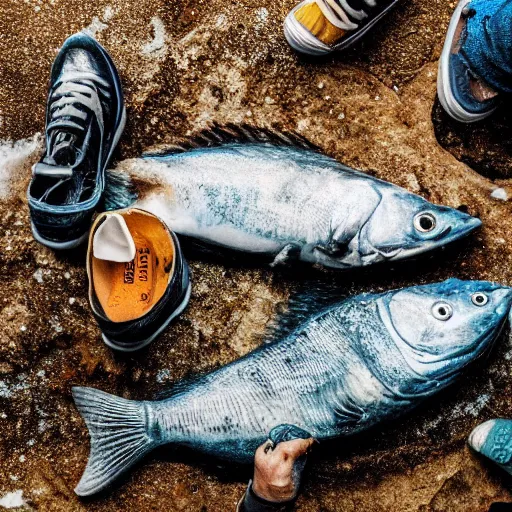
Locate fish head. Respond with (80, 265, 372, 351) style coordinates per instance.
(360, 191, 481, 262)
(384, 279, 512, 385)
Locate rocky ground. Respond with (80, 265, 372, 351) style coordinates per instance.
(1, 0, 512, 510)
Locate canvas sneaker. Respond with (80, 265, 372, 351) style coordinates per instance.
(28, 32, 126, 249)
(87, 209, 191, 352)
(284, 0, 399, 56)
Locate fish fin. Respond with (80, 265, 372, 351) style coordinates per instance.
(263, 280, 351, 344)
(313, 240, 352, 259)
(332, 394, 365, 424)
(72, 387, 155, 497)
(270, 244, 301, 267)
(142, 123, 321, 157)
(103, 170, 138, 210)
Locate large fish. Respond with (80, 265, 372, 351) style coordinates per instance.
(72, 279, 512, 495)
(112, 125, 481, 269)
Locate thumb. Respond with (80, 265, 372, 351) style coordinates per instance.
(277, 437, 317, 459)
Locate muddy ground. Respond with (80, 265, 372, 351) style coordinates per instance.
(2, 0, 512, 510)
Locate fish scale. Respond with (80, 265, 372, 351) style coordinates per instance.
(137, 149, 370, 244)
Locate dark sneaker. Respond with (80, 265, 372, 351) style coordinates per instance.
(28, 32, 126, 249)
(438, 0, 511, 123)
(284, 0, 399, 56)
(87, 209, 191, 352)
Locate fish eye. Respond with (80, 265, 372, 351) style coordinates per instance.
(432, 302, 453, 321)
(414, 212, 437, 233)
(471, 292, 489, 306)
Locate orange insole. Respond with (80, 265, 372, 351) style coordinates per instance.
(92, 212, 175, 323)
(295, 3, 345, 45)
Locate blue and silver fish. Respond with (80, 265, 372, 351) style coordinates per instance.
(112, 125, 482, 269)
(72, 279, 511, 495)
(469, 419, 512, 474)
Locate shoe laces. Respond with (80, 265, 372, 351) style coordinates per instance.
(35, 71, 111, 204)
(45, 70, 111, 168)
(315, 0, 378, 31)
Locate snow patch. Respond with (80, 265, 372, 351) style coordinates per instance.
(84, 5, 116, 37)
(0, 374, 30, 399)
(142, 17, 167, 59)
(0, 136, 41, 200)
(255, 7, 268, 30)
(84, 17, 108, 37)
(297, 119, 309, 132)
(49, 317, 63, 333)
(463, 393, 490, 417)
(0, 490, 27, 509)
(0, 381, 10, 398)
(32, 269, 44, 284)
(216, 14, 227, 28)
(103, 6, 115, 20)
(156, 369, 171, 383)
(134, 16, 169, 104)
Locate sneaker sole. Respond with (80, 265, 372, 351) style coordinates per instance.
(101, 281, 192, 353)
(284, 0, 399, 56)
(30, 222, 90, 250)
(437, 0, 496, 123)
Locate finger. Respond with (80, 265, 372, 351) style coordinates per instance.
(255, 442, 270, 462)
(303, 437, 317, 452)
(275, 437, 316, 459)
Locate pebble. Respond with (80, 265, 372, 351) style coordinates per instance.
(33, 269, 43, 284)
(491, 188, 508, 201)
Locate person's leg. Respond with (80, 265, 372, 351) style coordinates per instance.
(463, 0, 512, 94)
(438, 0, 512, 123)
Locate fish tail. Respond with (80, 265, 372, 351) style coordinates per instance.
(104, 170, 138, 210)
(72, 386, 155, 496)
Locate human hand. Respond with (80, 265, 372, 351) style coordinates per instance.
(252, 427, 316, 503)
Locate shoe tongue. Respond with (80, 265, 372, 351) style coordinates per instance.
(45, 131, 81, 167)
(93, 214, 136, 263)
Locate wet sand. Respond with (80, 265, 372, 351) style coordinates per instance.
(1, 0, 512, 510)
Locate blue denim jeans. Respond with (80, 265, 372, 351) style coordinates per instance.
(464, 0, 512, 93)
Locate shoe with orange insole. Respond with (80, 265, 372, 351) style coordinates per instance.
(87, 208, 190, 352)
(284, 0, 399, 56)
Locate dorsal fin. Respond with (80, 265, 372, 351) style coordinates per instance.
(143, 123, 321, 157)
(260, 278, 354, 345)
